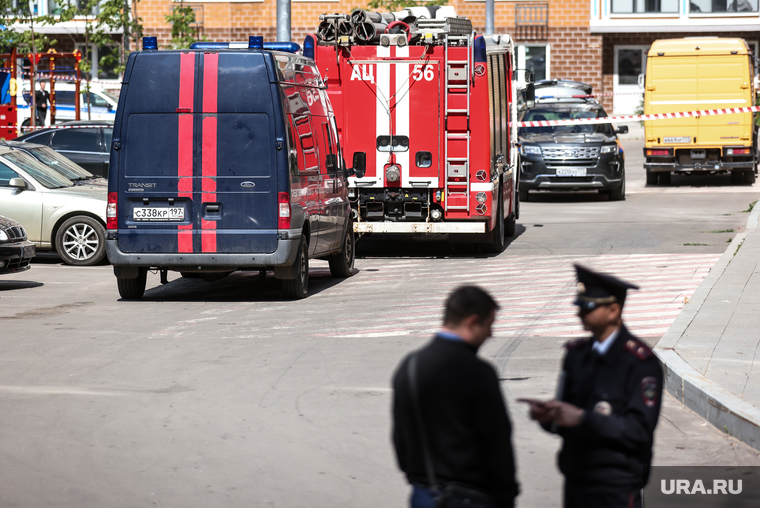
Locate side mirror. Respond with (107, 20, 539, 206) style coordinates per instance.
(615, 125, 629, 135)
(525, 83, 536, 109)
(8, 178, 26, 189)
(524, 70, 535, 84)
(325, 153, 338, 174)
(350, 152, 366, 179)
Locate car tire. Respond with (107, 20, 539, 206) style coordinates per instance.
(519, 186, 530, 202)
(610, 176, 626, 201)
(730, 170, 744, 185)
(329, 221, 355, 278)
(55, 215, 106, 266)
(745, 170, 756, 184)
(658, 171, 671, 186)
(504, 212, 516, 238)
(483, 195, 505, 253)
(645, 169, 658, 186)
(180, 272, 202, 278)
(117, 268, 147, 299)
(21, 118, 31, 127)
(281, 237, 309, 299)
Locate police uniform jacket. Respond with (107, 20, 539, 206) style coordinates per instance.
(392, 335, 519, 508)
(550, 325, 663, 488)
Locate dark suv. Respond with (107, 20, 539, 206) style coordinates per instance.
(0, 215, 35, 274)
(518, 80, 627, 201)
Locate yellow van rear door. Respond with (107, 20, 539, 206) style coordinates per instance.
(646, 56, 698, 144)
(696, 55, 751, 146)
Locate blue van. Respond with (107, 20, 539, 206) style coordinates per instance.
(106, 37, 360, 299)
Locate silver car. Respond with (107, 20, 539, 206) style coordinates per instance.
(0, 147, 107, 266)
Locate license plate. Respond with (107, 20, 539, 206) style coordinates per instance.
(133, 207, 185, 221)
(663, 137, 691, 144)
(556, 168, 587, 177)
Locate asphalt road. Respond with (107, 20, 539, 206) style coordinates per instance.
(1, 135, 759, 508)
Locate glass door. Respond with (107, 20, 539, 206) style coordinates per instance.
(613, 46, 648, 115)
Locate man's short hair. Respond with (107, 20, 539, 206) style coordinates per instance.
(443, 285, 500, 326)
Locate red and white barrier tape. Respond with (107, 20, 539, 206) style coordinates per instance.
(9, 125, 107, 132)
(516, 105, 760, 127)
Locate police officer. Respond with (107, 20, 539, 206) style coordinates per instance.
(520, 264, 663, 508)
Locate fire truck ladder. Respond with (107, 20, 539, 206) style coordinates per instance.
(444, 33, 471, 213)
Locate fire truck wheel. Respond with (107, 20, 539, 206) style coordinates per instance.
(519, 186, 530, 202)
(483, 198, 506, 254)
(329, 222, 356, 277)
(745, 170, 756, 184)
(505, 213, 516, 237)
(117, 268, 147, 300)
(645, 169, 658, 186)
(281, 237, 309, 299)
(658, 171, 671, 186)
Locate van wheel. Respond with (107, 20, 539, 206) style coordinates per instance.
(658, 172, 671, 186)
(281, 238, 309, 299)
(55, 215, 106, 266)
(117, 268, 147, 300)
(745, 170, 756, 184)
(329, 221, 355, 277)
(731, 170, 744, 185)
(483, 196, 505, 253)
(646, 169, 658, 186)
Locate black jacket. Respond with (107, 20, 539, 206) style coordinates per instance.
(392, 336, 519, 507)
(548, 325, 663, 488)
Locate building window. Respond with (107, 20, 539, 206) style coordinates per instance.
(689, 0, 758, 12)
(516, 44, 549, 86)
(611, 0, 679, 13)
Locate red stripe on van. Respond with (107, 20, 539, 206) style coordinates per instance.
(178, 52, 195, 253)
(201, 53, 218, 253)
(201, 116, 217, 253)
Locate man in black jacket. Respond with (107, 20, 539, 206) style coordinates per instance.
(392, 285, 519, 508)
(521, 265, 663, 508)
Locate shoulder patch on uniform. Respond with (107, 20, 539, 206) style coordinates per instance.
(625, 338, 653, 360)
(564, 338, 590, 349)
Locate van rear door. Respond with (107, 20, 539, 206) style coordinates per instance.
(117, 51, 279, 255)
(696, 54, 751, 146)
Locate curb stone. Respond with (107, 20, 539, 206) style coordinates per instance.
(654, 200, 760, 451)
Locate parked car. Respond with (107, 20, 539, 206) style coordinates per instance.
(2, 140, 106, 187)
(15, 121, 114, 178)
(518, 80, 627, 201)
(0, 146, 107, 266)
(0, 214, 35, 274)
(19, 82, 118, 126)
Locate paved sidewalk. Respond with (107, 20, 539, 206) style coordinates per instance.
(656, 198, 760, 450)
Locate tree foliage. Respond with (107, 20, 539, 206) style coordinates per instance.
(165, 2, 202, 50)
(365, 0, 450, 13)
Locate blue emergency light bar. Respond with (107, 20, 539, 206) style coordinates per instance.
(142, 36, 158, 50)
(189, 40, 301, 53)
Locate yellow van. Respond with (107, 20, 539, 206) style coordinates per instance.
(644, 37, 756, 185)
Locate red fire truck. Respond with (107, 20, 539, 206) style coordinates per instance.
(305, 12, 520, 252)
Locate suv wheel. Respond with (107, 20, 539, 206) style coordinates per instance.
(117, 268, 147, 299)
(281, 237, 309, 299)
(55, 215, 106, 266)
(519, 186, 530, 202)
(329, 221, 355, 277)
(610, 175, 626, 201)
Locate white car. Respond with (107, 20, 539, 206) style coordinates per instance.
(19, 82, 118, 126)
(0, 146, 107, 265)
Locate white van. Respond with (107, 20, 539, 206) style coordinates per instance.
(19, 82, 118, 126)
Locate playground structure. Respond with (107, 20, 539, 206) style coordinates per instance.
(0, 48, 83, 139)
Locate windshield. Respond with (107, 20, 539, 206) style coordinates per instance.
(519, 107, 614, 136)
(1, 151, 74, 189)
(101, 91, 119, 103)
(27, 146, 94, 181)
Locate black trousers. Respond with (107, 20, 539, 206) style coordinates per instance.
(36, 108, 47, 126)
(564, 481, 642, 508)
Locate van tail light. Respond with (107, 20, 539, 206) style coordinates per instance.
(107, 192, 117, 230)
(645, 149, 672, 157)
(278, 192, 291, 229)
(727, 148, 751, 155)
